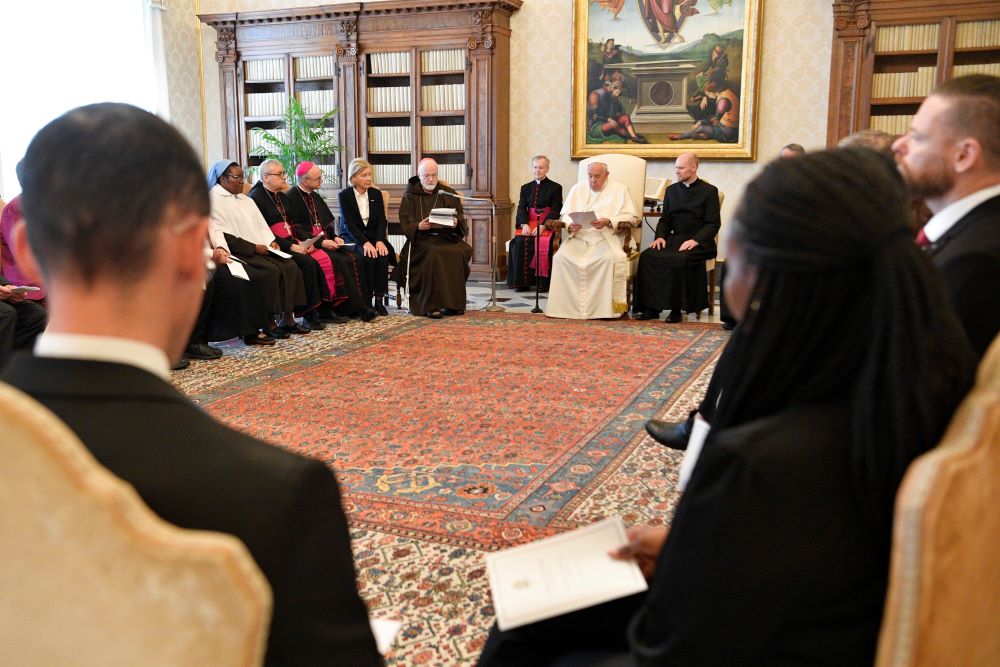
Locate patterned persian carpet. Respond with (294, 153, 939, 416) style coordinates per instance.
(173, 312, 727, 665)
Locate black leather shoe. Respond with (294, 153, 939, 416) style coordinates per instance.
(184, 343, 222, 360)
(645, 419, 691, 451)
(281, 322, 312, 334)
(440, 308, 464, 316)
(170, 357, 190, 371)
(305, 314, 327, 331)
(425, 310, 443, 319)
(266, 327, 290, 339)
(634, 310, 660, 321)
(375, 303, 389, 316)
(666, 310, 683, 323)
(243, 333, 276, 346)
(359, 308, 378, 322)
(207, 344, 224, 356)
(721, 320, 736, 331)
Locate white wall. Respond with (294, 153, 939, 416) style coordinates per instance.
(184, 0, 834, 256)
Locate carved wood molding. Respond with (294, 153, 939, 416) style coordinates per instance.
(469, 9, 495, 54)
(833, 0, 870, 36)
(214, 26, 238, 65)
(336, 18, 358, 58)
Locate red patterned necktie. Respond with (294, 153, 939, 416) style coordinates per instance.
(915, 228, 931, 248)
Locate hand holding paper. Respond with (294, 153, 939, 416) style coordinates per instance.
(486, 516, 647, 630)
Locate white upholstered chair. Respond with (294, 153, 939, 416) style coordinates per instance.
(875, 333, 1000, 667)
(0, 382, 272, 667)
(577, 154, 648, 311)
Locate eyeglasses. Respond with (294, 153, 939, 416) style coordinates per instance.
(264, 171, 287, 178)
(223, 173, 245, 182)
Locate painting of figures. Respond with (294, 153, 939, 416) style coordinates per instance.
(573, 0, 763, 159)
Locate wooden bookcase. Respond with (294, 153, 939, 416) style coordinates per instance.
(827, 0, 1000, 145)
(200, 0, 522, 280)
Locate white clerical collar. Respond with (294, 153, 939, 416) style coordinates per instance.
(34, 333, 171, 381)
(681, 178, 697, 188)
(535, 179, 544, 185)
(923, 182, 1000, 242)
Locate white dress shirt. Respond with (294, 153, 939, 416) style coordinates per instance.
(923, 181, 1000, 243)
(354, 187, 370, 224)
(34, 332, 171, 381)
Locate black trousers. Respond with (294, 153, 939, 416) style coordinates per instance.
(0, 298, 47, 369)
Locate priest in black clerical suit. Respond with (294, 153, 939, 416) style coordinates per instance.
(507, 156, 563, 291)
(286, 161, 377, 321)
(2, 102, 380, 667)
(633, 152, 720, 322)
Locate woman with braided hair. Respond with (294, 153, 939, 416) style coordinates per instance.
(478, 148, 976, 667)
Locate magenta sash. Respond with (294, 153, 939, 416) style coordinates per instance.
(525, 207, 553, 278)
(270, 221, 338, 298)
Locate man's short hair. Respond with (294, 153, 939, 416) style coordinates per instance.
(838, 129, 895, 155)
(20, 103, 208, 285)
(932, 74, 1000, 168)
(531, 155, 549, 167)
(780, 143, 806, 157)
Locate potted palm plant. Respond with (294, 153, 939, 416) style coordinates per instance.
(248, 97, 342, 188)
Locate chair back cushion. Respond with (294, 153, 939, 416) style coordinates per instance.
(876, 333, 1000, 666)
(0, 382, 271, 667)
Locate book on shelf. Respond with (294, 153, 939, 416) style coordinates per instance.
(371, 164, 412, 186)
(955, 19, 1000, 49)
(421, 125, 465, 152)
(369, 51, 411, 75)
(367, 86, 412, 113)
(875, 23, 939, 53)
(869, 114, 913, 136)
(246, 92, 287, 117)
(438, 163, 466, 186)
(245, 58, 284, 82)
(368, 126, 413, 152)
(298, 89, 336, 115)
(421, 49, 464, 73)
(420, 84, 466, 112)
(953, 62, 1000, 77)
(871, 66, 936, 99)
(295, 55, 334, 79)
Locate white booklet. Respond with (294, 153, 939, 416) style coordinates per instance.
(268, 246, 293, 259)
(428, 207, 457, 227)
(567, 210, 598, 226)
(486, 516, 647, 631)
(369, 617, 402, 655)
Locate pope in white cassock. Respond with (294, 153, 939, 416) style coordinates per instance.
(544, 162, 639, 319)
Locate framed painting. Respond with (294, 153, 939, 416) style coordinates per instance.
(572, 0, 763, 159)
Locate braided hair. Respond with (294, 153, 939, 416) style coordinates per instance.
(714, 148, 975, 537)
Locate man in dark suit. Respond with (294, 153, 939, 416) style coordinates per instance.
(0, 103, 380, 666)
(507, 155, 562, 292)
(893, 74, 1000, 359)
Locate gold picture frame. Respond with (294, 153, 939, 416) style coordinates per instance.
(572, 0, 764, 160)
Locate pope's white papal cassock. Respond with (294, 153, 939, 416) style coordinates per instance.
(544, 178, 639, 319)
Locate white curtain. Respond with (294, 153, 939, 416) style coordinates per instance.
(0, 0, 165, 197)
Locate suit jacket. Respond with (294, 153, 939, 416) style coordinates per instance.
(1, 356, 381, 667)
(286, 185, 337, 243)
(515, 178, 563, 228)
(337, 186, 389, 247)
(926, 193, 1000, 359)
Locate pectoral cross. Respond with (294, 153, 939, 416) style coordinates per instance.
(283, 222, 292, 236)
